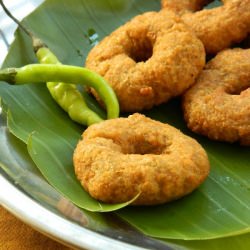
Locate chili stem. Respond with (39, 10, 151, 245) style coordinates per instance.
(0, 0, 46, 51)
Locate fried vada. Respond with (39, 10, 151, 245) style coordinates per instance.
(86, 10, 205, 112)
(183, 48, 250, 145)
(73, 114, 210, 205)
(162, 0, 250, 54)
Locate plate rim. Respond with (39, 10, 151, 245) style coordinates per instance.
(0, 174, 145, 250)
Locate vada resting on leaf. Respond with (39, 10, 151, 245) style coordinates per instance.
(161, 0, 250, 54)
(183, 48, 250, 145)
(86, 10, 205, 112)
(73, 114, 210, 205)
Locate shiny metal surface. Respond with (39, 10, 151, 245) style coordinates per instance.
(0, 175, 144, 250)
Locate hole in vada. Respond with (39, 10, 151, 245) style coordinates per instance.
(133, 142, 166, 155)
(128, 39, 153, 63)
(205, 0, 222, 10)
(226, 84, 250, 95)
(110, 134, 169, 155)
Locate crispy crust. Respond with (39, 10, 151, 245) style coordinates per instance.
(73, 114, 210, 205)
(85, 10, 205, 112)
(162, 0, 250, 54)
(183, 48, 250, 145)
(182, 0, 250, 54)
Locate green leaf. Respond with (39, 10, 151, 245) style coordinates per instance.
(0, 0, 249, 241)
(1, 111, 249, 250)
(116, 101, 250, 240)
(0, 113, 116, 231)
(0, 84, 136, 212)
(1, 110, 250, 250)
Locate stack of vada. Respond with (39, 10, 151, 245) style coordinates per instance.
(73, 0, 250, 205)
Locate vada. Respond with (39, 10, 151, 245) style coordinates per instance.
(86, 10, 205, 112)
(162, 0, 250, 54)
(183, 48, 250, 145)
(73, 114, 210, 205)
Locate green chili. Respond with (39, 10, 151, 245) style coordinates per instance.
(0, 0, 118, 126)
(36, 47, 106, 126)
(0, 64, 119, 122)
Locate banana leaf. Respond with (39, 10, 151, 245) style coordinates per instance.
(0, 0, 249, 242)
(0, 83, 137, 212)
(0, 113, 112, 230)
(1, 111, 250, 250)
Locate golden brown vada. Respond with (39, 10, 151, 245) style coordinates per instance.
(86, 10, 205, 112)
(183, 48, 250, 145)
(73, 114, 210, 205)
(162, 0, 250, 54)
